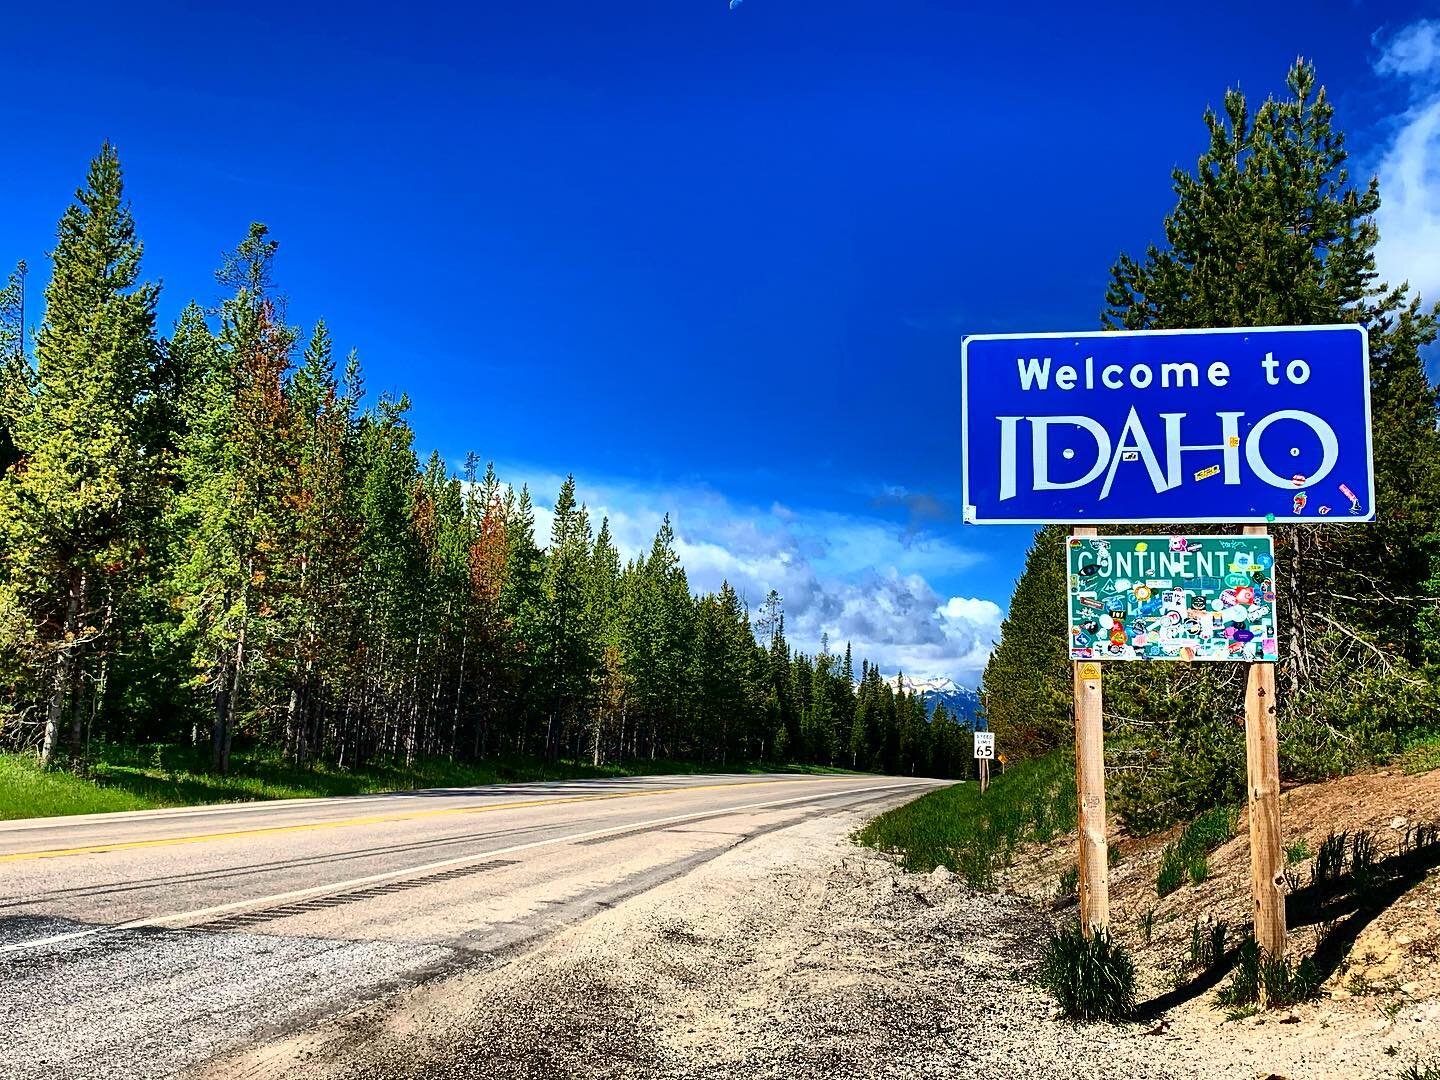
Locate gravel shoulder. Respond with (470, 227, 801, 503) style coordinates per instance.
(197, 800, 1440, 1080)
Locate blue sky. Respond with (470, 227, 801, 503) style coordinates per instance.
(3, 2, 1438, 684)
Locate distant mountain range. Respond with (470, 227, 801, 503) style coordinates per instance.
(882, 675, 983, 726)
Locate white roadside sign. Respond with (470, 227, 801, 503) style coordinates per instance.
(973, 731, 995, 760)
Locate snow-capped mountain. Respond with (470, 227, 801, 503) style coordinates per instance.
(882, 675, 983, 726)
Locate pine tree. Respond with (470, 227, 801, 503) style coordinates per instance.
(172, 225, 297, 773)
(587, 517, 625, 764)
(0, 146, 163, 765)
(541, 476, 597, 760)
(988, 60, 1440, 828)
(501, 485, 546, 754)
(0, 262, 31, 474)
(981, 526, 1072, 758)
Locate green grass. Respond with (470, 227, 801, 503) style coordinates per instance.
(1156, 804, 1239, 897)
(0, 743, 858, 821)
(854, 751, 1076, 887)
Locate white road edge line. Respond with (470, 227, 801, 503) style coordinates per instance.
(2, 780, 929, 954)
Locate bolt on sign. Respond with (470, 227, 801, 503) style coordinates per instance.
(1067, 534, 1278, 662)
(960, 325, 1372, 524)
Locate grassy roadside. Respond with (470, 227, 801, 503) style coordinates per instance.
(0, 744, 858, 821)
(856, 751, 1076, 886)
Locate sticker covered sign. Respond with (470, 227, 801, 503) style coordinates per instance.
(1066, 535, 1278, 662)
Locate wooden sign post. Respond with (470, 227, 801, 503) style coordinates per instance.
(1243, 524, 1286, 960)
(1071, 526, 1110, 937)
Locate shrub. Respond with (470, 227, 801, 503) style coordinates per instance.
(1139, 907, 1156, 947)
(1284, 838, 1311, 864)
(1038, 923, 1137, 1022)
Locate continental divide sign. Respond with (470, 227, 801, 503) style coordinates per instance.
(961, 325, 1373, 524)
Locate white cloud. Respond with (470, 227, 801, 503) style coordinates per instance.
(510, 465, 998, 685)
(1373, 19, 1440, 304)
(1376, 19, 1440, 79)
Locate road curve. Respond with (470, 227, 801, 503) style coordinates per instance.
(0, 772, 942, 1080)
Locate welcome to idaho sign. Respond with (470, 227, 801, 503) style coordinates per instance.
(961, 325, 1373, 524)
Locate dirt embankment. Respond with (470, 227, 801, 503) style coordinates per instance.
(1007, 768, 1440, 1013)
(200, 772, 1440, 1080)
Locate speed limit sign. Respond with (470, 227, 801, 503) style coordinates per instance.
(973, 731, 995, 760)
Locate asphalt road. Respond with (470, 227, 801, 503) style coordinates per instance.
(0, 772, 940, 1080)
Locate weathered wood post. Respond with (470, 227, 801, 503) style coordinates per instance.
(1072, 526, 1110, 937)
(1243, 524, 1286, 960)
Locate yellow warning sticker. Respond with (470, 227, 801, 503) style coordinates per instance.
(1194, 464, 1221, 481)
(1079, 662, 1101, 679)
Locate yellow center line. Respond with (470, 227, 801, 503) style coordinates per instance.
(0, 776, 862, 863)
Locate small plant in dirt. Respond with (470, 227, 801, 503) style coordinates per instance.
(1285, 838, 1312, 864)
(1313, 831, 1347, 885)
(1038, 923, 1137, 1022)
(1055, 865, 1079, 902)
(1347, 972, 1381, 997)
(1398, 1056, 1440, 1080)
(1187, 917, 1227, 972)
(1156, 805, 1237, 897)
(1108, 843, 1121, 868)
(1156, 848, 1186, 897)
(1139, 907, 1156, 947)
(1351, 829, 1380, 893)
(1401, 822, 1439, 856)
(1187, 852, 1208, 886)
(1217, 936, 1321, 1009)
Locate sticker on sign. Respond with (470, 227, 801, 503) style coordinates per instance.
(961, 325, 1373, 524)
(973, 731, 995, 759)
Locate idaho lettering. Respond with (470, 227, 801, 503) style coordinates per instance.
(994, 407, 1339, 501)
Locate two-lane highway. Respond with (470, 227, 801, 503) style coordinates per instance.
(0, 772, 941, 1079)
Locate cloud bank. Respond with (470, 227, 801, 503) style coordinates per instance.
(1373, 19, 1440, 304)
(512, 467, 1000, 685)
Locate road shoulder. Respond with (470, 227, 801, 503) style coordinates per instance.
(194, 800, 1434, 1080)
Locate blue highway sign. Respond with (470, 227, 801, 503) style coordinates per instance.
(961, 325, 1373, 524)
